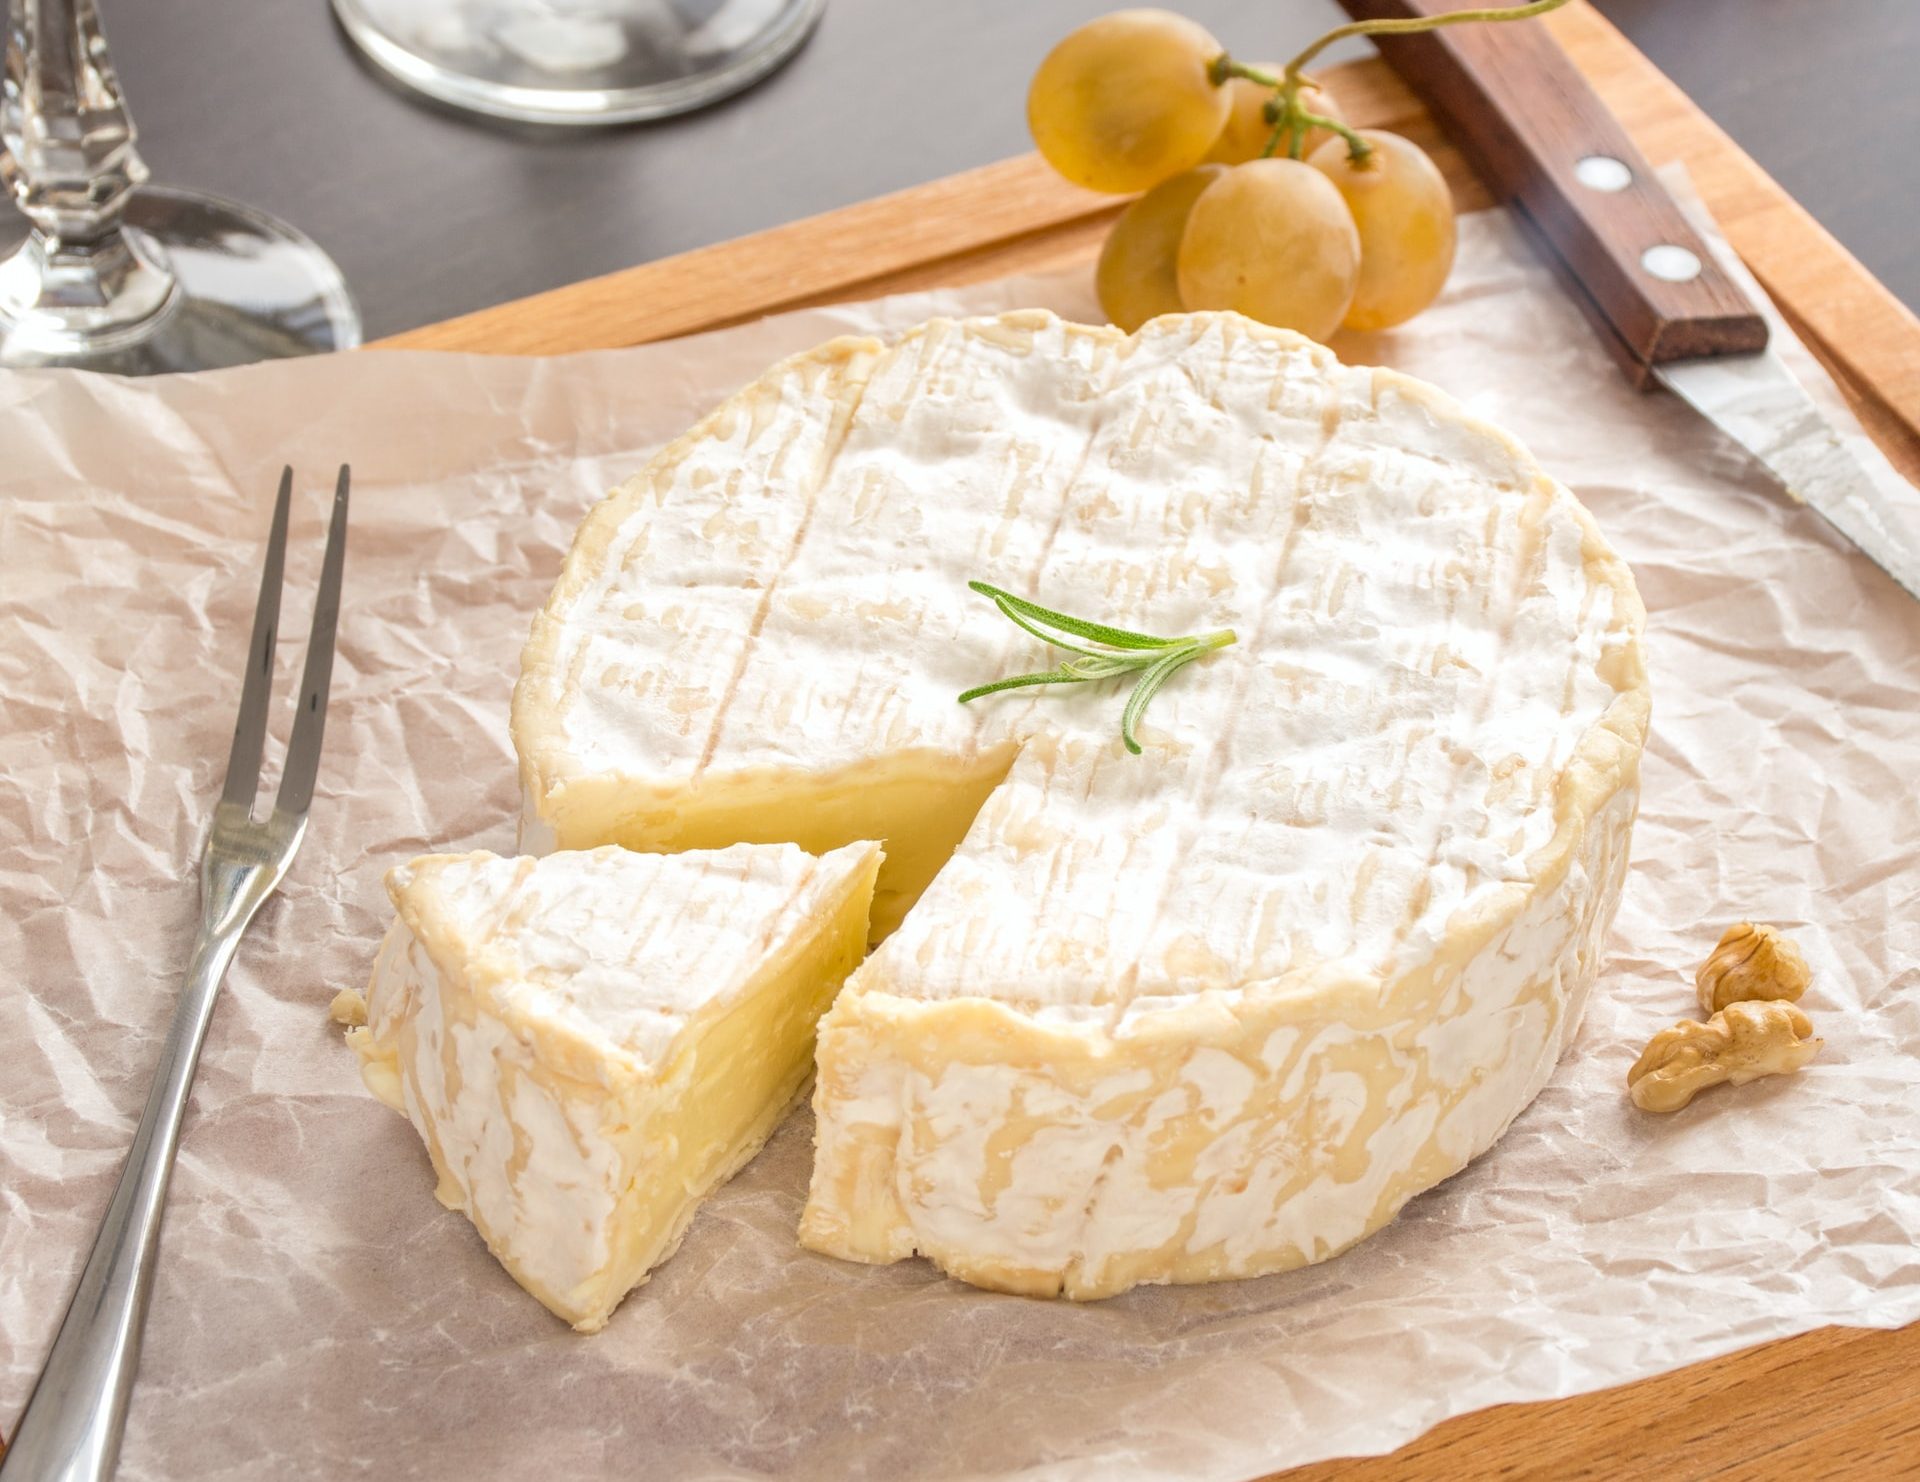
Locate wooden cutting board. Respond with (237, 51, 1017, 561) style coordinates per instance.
(380, 5, 1920, 1476)
(380, 5, 1920, 488)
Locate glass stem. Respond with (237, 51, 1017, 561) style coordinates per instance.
(0, 0, 177, 346)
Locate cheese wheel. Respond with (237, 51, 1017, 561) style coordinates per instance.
(514, 311, 1649, 1298)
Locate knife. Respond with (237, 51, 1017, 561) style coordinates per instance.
(1336, 0, 1920, 604)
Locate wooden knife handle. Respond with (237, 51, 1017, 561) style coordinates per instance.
(1336, 0, 1767, 380)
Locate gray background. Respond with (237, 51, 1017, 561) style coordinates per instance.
(28, 0, 1920, 340)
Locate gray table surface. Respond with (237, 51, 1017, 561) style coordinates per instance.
(17, 1, 1920, 341)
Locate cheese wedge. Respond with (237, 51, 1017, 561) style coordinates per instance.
(349, 841, 882, 1330)
(513, 310, 1649, 1299)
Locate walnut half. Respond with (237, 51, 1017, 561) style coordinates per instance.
(1628, 1000, 1821, 1114)
(1696, 921, 1811, 1015)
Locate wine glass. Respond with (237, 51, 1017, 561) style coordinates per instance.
(330, 0, 824, 126)
(0, 0, 361, 374)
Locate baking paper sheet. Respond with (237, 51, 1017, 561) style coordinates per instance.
(3, 199, 1917, 1482)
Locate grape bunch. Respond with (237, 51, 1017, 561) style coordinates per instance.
(1029, 5, 1561, 341)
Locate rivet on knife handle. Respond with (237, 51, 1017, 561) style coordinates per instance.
(1337, 0, 1767, 382)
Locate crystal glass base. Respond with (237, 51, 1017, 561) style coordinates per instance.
(0, 185, 363, 374)
(331, 0, 825, 125)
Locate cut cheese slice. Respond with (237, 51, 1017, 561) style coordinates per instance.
(513, 310, 1649, 1299)
(349, 840, 882, 1330)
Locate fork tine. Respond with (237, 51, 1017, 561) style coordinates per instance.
(219, 468, 293, 811)
(274, 465, 350, 819)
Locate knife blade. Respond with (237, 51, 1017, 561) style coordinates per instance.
(1337, 0, 1920, 604)
(1656, 353, 1920, 601)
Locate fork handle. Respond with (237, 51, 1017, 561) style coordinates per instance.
(0, 925, 246, 1482)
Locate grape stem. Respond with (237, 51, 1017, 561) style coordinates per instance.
(1284, 0, 1572, 77)
(1212, 0, 1572, 164)
(1213, 58, 1375, 163)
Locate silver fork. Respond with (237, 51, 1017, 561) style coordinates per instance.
(1, 468, 350, 1482)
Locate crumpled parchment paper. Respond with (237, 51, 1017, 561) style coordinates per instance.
(3, 196, 1917, 1482)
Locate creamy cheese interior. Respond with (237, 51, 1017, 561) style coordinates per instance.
(512, 311, 1650, 1298)
(351, 841, 881, 1330)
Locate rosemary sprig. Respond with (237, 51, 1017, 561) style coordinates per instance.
(956, 581, 1237, 755)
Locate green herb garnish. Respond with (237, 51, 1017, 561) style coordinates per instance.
(956, 581, 1237, 755)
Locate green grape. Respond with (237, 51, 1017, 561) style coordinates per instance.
(1028, 10, 1231, 194)
(1174, 159, 1360, 342)
(1096, 165, 1225, 332)
(1308, 129, 1457, 331)
(1205, 72, 1346, 164)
